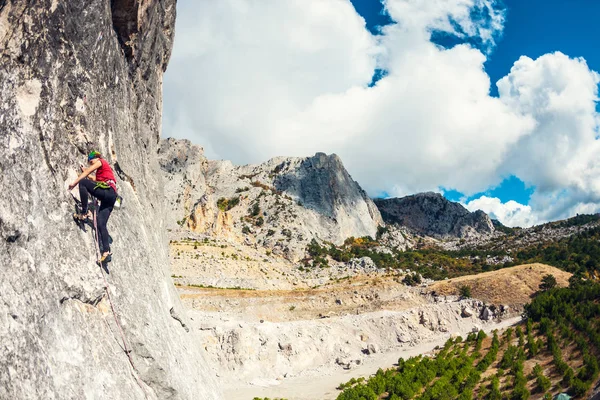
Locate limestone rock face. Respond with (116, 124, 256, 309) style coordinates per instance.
(158, 139, 383, 261)
(273, 152, 383, 240)
(158, 138, 210, 231)
(374, 192, 494, 238)
(0, 2, 219, 399)
(481, 307, 494, 321)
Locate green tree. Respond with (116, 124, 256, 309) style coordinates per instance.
(533, 364, 551, 393)
(562, 367, 574, 387)
(489, 376, 502, 400)
(459, 285, 472, 298)
(540, 274, 557, 291)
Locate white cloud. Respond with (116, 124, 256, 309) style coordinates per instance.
(382, 0, 505, 52)
(464, 196, 537, 227)
(496, 52, 600, 222)
(163, 0, 600, 225)
(164, 0, 378, 160)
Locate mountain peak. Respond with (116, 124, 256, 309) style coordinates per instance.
(158, 140, 382, 260)
(374, 193, 494, 238)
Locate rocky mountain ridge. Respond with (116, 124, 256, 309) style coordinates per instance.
(374, 192, 495, 239)
(158, 139, 600, 291)
(159, 138, 384, 261)
(159, 139, 497, 262)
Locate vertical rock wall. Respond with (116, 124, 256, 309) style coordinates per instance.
(0, 1, 220, 399)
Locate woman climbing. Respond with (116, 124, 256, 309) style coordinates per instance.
(69, 151, 117, 263)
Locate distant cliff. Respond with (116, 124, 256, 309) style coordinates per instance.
(158, 139, 382, 261)
(374, 192, 494, 238)
(0, 2, 219, 399)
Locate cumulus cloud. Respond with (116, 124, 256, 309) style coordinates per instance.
(163, 0, 378, 160)
(495, 53, 600, 223)
(464, 196, 537, 227)
(163, 0, 600, 227)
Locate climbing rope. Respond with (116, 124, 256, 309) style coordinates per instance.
(91, 199, 150, 399)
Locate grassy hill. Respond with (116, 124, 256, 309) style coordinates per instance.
(429, 264, 571, 306)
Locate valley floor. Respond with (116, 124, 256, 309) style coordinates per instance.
(221, 317, 523, 400)
(169, 237, 573, 400)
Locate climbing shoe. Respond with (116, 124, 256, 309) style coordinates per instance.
(73, 211, 92, 222)
(114, 195, 124, 210)
(99, 252, 112, 264)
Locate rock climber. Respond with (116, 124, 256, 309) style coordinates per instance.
(69, 150, 117, 263)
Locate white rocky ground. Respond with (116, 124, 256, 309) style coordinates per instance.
(161, 200, 530, 400)
(165, 229, 528, 399)
(222, 317, 523, 400)
(169, 234, 396, 291)
(188, 302, 521, 400)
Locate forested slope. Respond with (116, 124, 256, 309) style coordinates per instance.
(336, 281, 600, 400)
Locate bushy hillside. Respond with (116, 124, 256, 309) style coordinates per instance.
(336, 281, 600, 400)
(302, 215, 600, 282)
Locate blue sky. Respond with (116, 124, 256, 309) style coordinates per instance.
(350, 0, 600, 208)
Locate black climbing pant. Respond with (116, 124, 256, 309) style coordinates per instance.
(79, 179, 116, 254)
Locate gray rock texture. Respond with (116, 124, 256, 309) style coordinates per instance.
(191, 299, 519, 386)
(158, 139, 383, 261)
(273, 152, 382, 239)
(374, 192, 494, 238)
(158, 138, 209, 231)
(1, 2, 219, 399)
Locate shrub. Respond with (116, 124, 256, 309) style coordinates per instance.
(459, 285, 472, 298)
(488, 376, 501, 400)
(273, 163, 284, 174)
(562, 367, 574, 387)
(217, 196, 240, 212)
(570, 378, 590, 397)
(249, 202, 260, 217)
(540, 274, 557, 291)
(376, 225, 390, 239)
(533, 364, 551, 393)
(403, 273, 422, 286)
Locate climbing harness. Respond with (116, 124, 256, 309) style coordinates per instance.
(91, 199, 149, 399)
(93, 181, 111, 190)
(95, 179, 123, 209)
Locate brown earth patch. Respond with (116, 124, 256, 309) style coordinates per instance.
(429, 263, 571, 306)
(178, 275, 426, 321)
